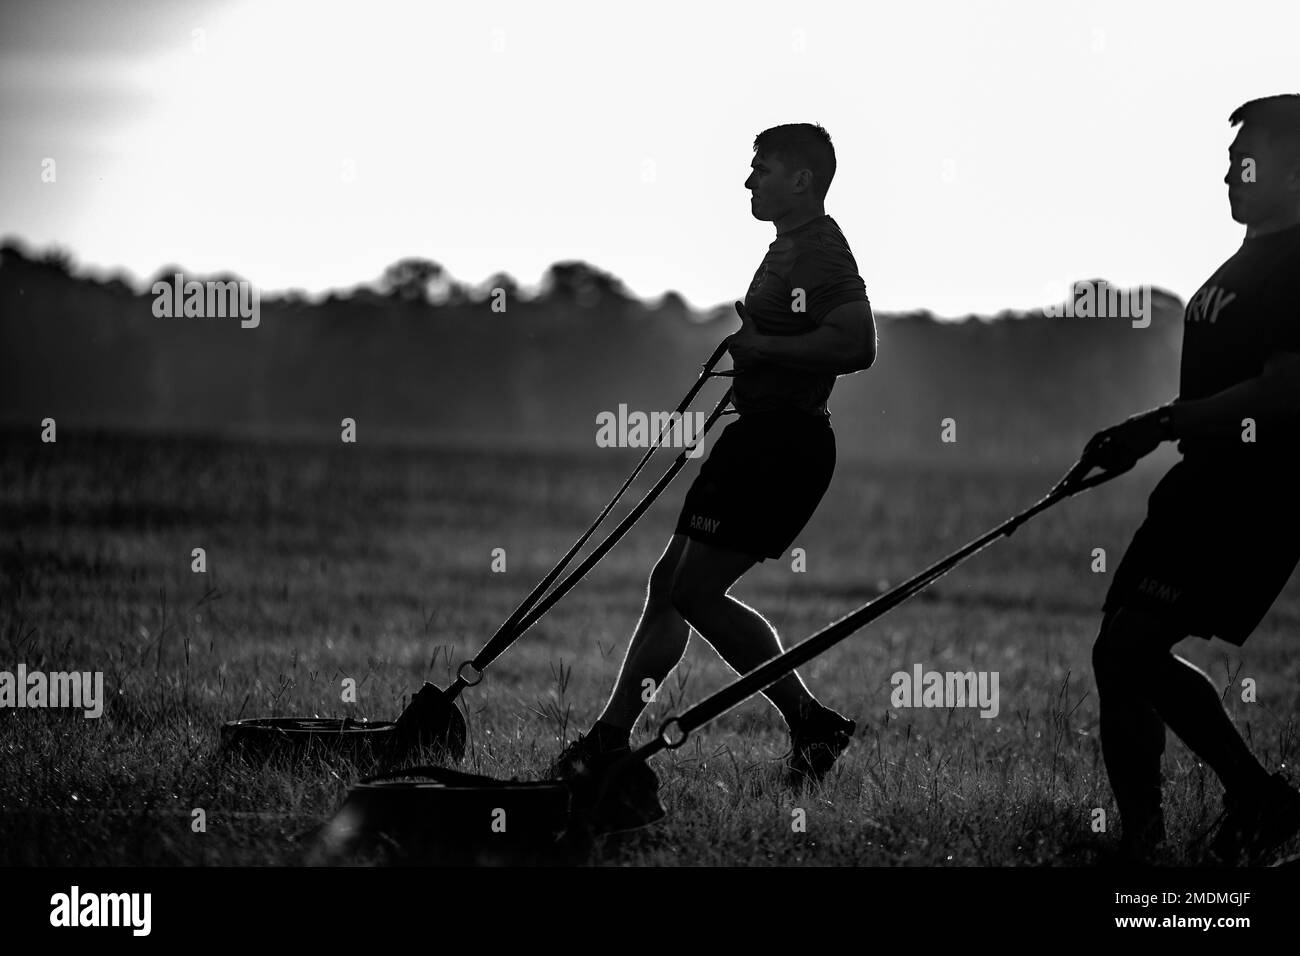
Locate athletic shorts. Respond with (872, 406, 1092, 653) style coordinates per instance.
(674, 409, 835, 561)
(1103, 459, 1300, 645)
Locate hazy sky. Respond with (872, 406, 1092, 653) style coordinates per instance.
(2, 0, 1297, 315)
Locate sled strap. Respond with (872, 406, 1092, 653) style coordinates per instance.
(464, 384, 735, 678)
(471, 337, 733, 662)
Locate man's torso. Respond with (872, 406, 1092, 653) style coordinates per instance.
(734, 214, 870, 418)
(1178, 222, 1300, 466)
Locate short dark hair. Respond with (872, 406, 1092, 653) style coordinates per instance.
(753, 123, 836, 200)
(1229, 94, 1300, 160)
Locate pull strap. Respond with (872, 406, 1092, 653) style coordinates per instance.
(467, 385, 735, 676)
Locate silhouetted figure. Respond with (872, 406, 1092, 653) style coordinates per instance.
(551, 124, 876, 788)
(1082, 94, 1300, 862)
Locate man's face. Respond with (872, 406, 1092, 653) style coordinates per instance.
(745, 152, 800, 221)
(1225, 124, 1299, 225)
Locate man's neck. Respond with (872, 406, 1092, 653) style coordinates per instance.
(1245, 207, 1300, 239)
(774, 205, 826, 236)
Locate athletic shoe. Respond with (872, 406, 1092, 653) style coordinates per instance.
(1210, 772, 1300, 863)
(784, 705, 855, 788)
(548, 732, 631, 781)
(579, 753, 667, 834)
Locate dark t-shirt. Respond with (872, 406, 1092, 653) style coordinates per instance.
(734, 214, 870, 417)
(1178, 221, 1300, 465)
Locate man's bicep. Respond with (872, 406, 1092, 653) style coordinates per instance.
(822, 300, 876, 363)
(788, 249, 868, 323)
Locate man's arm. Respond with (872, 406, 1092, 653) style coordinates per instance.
(1083, 349, 1300, 468)
(1168, 350, 1300, 438)
(730, 300, 877, 375)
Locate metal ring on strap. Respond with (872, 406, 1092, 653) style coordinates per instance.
(457, 660, 484, 687)
(658, 717, 687, 750)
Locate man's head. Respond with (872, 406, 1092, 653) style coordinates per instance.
(1225, 94, 1300, 231)
(746, 123, 836, 224)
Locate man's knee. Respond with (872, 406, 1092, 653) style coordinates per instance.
(647, 537, 686, 604)
(666, 540, 755, 622)
(1092, 605, 1183, 687)
(669, 571, 710, 621)
(668, 556, 731, 622)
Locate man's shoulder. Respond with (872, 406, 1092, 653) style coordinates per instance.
(795, 216, 856, 254)
(789, 217, 862, 280)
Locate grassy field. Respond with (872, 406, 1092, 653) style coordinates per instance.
(2, 428, 1297, 866)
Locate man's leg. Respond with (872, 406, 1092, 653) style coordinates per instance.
(1147, 653, 1271, 796)
(1093, 604, 1272, 850)
(595, 534, 693, 731)
(1092, 606, 1170, 849)
(668, 537, 818, 728)
(549, 535, 692, 776)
